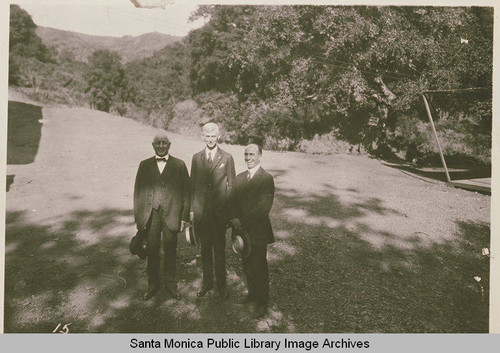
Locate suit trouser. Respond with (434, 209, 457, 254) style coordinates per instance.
(242, 242, 269, 307)
(146, 207, 177, 293)
(199, 210, 227, 291)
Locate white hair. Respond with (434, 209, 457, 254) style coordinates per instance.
(153, 131, 170, 143)
(202, 122, 219, 135)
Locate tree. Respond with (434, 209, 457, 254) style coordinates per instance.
(126, 41, 191, 113)
(188, 5, 492, 161)
(85, 50, 126, 112)
(9, 5, 54, 86)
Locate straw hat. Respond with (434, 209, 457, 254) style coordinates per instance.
(231, 228, 251, 258)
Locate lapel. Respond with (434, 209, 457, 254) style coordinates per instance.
(209, 148, 223, 173)
(244, 166, 262, 192)
(199, 150, 209, 176)
(148, 157, 158, 178)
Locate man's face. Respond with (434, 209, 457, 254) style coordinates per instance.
(152, 137, 171, 157)
(244, 145, 261, 169)
(203, 130, 219, 149)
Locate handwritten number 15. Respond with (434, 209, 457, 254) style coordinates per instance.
(53, 323, 71, 333)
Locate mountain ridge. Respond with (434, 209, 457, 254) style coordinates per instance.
(36, 26, 182, 62)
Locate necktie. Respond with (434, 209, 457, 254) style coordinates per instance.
(247, 172, 251, 181)
(208, 151, 212, 163)
(156, 157, 166, 162)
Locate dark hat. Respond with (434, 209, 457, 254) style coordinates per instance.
(185, 223, 197, 246)
(231, 228, 251, 258)
(129, 229, 148, 259)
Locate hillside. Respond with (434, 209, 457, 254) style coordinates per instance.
(4, 95, 491, 333)
(36, 26, 181, 62)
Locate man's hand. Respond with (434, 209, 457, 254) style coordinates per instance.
(231, 218, 242, 232)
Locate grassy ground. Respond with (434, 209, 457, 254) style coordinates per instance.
(4, 94, 490, 333)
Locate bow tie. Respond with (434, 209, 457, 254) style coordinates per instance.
(156, 157, 167, 162)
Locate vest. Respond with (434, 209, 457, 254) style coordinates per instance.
(151, 163, 168, 210)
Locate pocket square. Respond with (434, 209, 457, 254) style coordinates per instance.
(219, 163, 225, 168)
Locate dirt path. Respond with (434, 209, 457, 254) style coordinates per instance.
(4, 100, 491, 333)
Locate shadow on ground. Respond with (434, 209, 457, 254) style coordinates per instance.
(4, 208, 281, 333)
(7, 101, 43, 165)
(269, 186, 489, 332)
(383, 162, 491, 183)
(6, 175, 15, 192)
(5, 183, 489, 333)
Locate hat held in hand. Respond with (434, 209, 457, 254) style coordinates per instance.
(185, 211, 198, 246)
(185, 223, 197, 246)
(129, 229, 148, 259)
(231, 226, 251, 258)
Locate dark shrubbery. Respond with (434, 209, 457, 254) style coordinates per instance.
(186, 6, 492, 165)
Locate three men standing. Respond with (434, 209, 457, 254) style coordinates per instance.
(133, 127, 275, 319)
(133, 132, 191, 301)
(190, 123, 236, 299)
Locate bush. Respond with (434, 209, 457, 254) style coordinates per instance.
(264, 136, 295, 151)
(110, 102, 128, 116)
(147, 110, 170, 129)
(298, 132, 363, 155)
(194, 91, 244, 143)
(167, 99, 204, 137)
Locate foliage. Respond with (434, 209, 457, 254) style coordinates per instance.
(126, 41, 191, 113)
(9, 5, 55, 86)
(298, 132, 366, 155)
(188, 5, 492, 164)
(167, 99, 204, 137)
(85, 50, 127, 112)
(9, 5, 53, 62)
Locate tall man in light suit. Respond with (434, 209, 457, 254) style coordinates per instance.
(190, 123, 235, 299)
(134, 132, 190, 300)
(230, 144, 275, 318)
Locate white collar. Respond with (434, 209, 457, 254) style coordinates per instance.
(205, 146, 218, 158)
(247, 164, 261, 179)
(155, 154, 169, 161)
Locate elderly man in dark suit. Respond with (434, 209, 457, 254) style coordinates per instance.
(230, 144, 275, 318)
(191, 122, 235, 299)
(134, 132, 190, 300)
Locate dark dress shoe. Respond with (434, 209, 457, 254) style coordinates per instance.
(253, 304, 268, 319)
(143, 288, 158, 301)
(197, 287, 212, 297)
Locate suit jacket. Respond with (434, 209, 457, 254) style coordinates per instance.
(134, 155, 190, 232)
(190, 147, 235, 224)
(230, 167, 275, 246)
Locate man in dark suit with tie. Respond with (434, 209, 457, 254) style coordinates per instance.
(230, 144, 275, 318)
(134, 132, 190, 300)
(191, 122, 235, 299)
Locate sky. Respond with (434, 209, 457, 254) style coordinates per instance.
(14, 0, 208, 37)
(12, 0, 495, 38)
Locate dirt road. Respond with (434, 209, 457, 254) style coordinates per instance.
(4, 98, 491, 332)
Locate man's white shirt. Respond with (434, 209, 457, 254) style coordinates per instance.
(205, 146, 218, 162)
(247, 164, 261, 180)
(155, 154, 169, 173)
